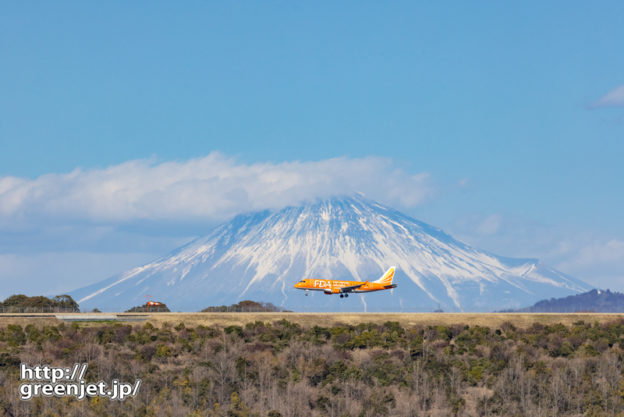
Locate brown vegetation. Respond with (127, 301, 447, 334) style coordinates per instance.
(142, 312, 624, 329)
(1, 317, 624, 416)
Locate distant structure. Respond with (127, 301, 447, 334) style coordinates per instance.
(146, 301, 164, 307)
(126, 301, 170, 313)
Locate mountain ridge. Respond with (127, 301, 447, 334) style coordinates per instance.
(70, 195, 591, 312)
(501, 289, 624, 313)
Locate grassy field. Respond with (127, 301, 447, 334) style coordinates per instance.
(1, 312, 624, 327)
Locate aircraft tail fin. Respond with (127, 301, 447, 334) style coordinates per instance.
(373, 267, 395, 285)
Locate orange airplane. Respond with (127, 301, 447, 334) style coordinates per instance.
(294, 267, 397, 298)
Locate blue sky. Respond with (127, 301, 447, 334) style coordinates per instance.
(1, 2, 623, 297)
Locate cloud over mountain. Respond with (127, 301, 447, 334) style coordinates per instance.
(0, 153, 430, 226)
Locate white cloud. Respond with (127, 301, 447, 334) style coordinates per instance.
(553, 239, 624, 291)
(457, 178, 469, 187)
(450, 212, 624, 291)
(0, 152, 431, 225)
(475, 214, 503, 235)
(592, 85, 624, 108)
(557, 239, 624, 270)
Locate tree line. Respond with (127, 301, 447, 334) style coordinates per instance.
(0, 294, 79, 313)
(0, 295, 291, 314)
(201, 300, 291, 313)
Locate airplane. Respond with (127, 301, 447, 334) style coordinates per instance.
(293, 267, 397, 298)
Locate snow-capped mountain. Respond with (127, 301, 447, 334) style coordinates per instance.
(71, 195, 591, 312)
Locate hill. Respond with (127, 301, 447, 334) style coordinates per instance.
(70, 195, 590, 312)
(505, 289, 624, 312)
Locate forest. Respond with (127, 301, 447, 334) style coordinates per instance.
(1, 318, 624, 416)
(200, 301, 290, 313)
(0, 295, 79, 313)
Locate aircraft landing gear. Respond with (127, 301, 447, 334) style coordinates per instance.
(340, 294, 344, 298)
(305, 290, 309, 296)
(345, 294, 349, 298)
(339, 294, 349, 299)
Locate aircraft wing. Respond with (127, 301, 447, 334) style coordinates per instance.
(339, 283, 364, 293)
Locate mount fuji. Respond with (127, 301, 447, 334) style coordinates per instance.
(70, 195, 591, 312)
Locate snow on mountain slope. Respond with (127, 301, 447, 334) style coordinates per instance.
(70, 195, 591, 312)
